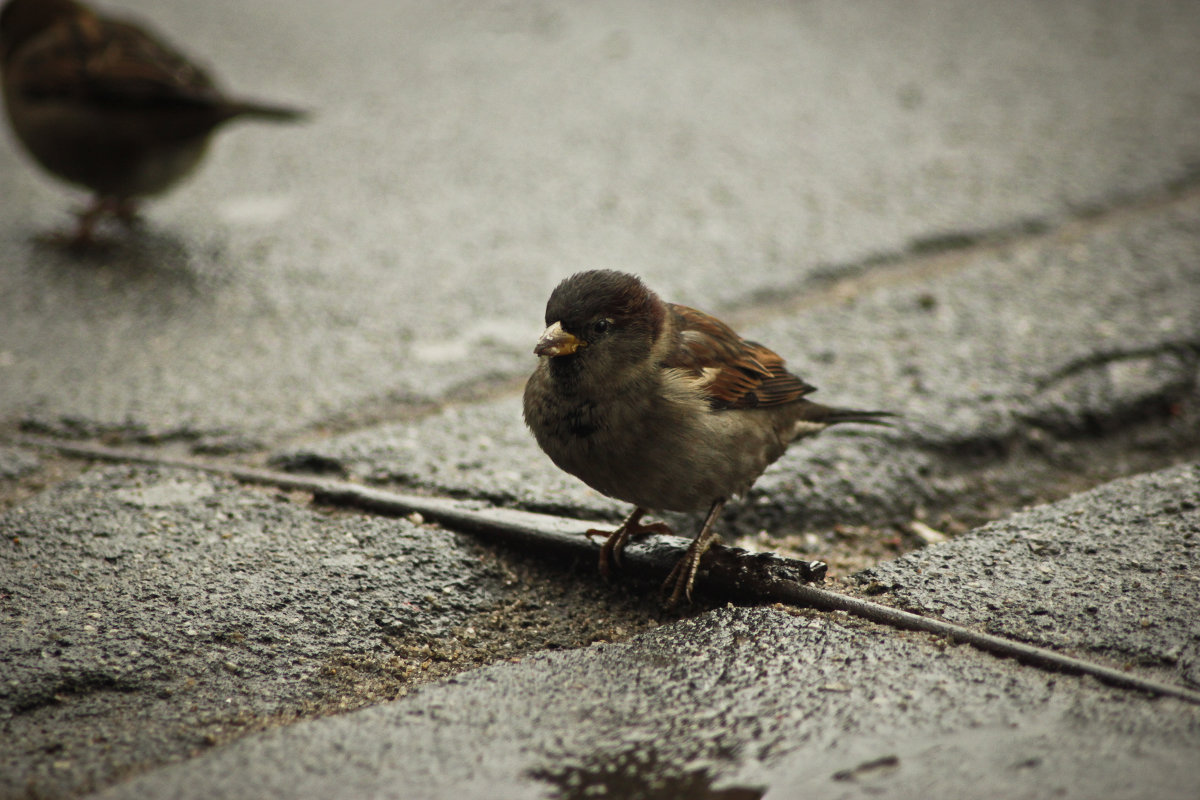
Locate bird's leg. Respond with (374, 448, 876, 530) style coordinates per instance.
(66, 197, 140, 246)
(69, 196, 110, 247)
(112, 197, 141, 227)
(588, 507, 673, 579)
(663, 498, 726, 607)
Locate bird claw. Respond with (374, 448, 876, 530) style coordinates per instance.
(592, 511, 674, 579)
(659, 500, 725, 607)
(661, 551, 699, 608)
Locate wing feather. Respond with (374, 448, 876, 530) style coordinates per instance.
(13, 14, 220, 108)
(662, 304, 815, 410)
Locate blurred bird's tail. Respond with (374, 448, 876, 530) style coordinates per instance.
(227, 100, 308, 123)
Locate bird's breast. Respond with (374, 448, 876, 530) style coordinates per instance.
(525, 369, 788, 512)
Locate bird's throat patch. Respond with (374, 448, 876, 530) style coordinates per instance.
(565, 401, 600, 438)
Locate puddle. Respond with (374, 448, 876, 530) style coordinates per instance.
(531, 747, 763, 800)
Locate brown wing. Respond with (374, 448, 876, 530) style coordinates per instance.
(663, 303, 816, 410)
(12, 12, 221, 108)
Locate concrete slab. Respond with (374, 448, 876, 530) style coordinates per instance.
(91, 602, 1200, 800)
(860, 462, 1200, 688)
(0, 466, 509, 798)
(9, 460, 1197, 799)
(3, 0, 1200, 437)
(0, 447, 39, 480)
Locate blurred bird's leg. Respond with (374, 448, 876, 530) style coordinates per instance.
(112, 197, 141, 227)
(663, 498, 726, 607)
(65, 197, 141, 247)
(68, 197, 109, 246)
(589, 507, 674, 579)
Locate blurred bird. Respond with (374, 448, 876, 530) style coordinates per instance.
(0, 0, 305, 245)
(523, 270, 894, 606)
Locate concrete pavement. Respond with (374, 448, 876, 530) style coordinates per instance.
(2, 1, 1200, 798)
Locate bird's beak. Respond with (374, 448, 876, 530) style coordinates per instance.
(534, 321, 585, 357)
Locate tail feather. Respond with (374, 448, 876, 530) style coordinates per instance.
(822, 407, 898, 426)
(226, 99, 309, 123)
(786, 402, 895, 442)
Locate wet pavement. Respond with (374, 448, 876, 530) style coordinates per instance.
(2, 1, 1200, 798)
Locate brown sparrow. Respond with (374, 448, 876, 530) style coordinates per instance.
(523, 270, 893, 605)
(0, 0, 305, 244)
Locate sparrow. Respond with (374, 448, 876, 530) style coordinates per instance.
(523, 269, 893, 606)
(0, 0, 305, 245)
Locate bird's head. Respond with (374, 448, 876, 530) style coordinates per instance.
(534, 269, 666, 388)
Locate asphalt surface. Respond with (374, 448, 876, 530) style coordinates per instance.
(2, 1, 1200, 798)
(3, 0, 1200, 437)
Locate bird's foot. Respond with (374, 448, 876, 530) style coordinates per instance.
(63, 203, 104, 249)
(661, 538, 718, 608)
(589, 507, 673, 579)
(63, 197, 140, 247)
(661, 554, 694, 608)
(661, 499, 726, 608)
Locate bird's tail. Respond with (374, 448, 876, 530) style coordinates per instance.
(821, 406, 897, 426)
(226, 99, 308, 123)
(786, 401, 897, 441)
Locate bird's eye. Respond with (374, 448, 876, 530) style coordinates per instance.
(592, 318, 612, 335)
